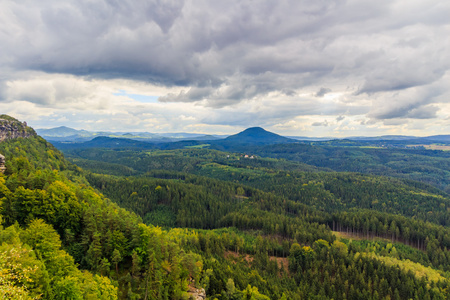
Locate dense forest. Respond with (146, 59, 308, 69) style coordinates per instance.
(2, 117, 450, 299)
(225, 143, 450, 193)
(55, 129, 450, 193)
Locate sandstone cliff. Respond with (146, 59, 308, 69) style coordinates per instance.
(0, 114, 36, 172)
(0, 154, 5, 173)
(0, 114, 36, 142)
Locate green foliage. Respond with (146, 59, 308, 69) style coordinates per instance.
(0, 236, 49, 299)
(238, 143, 450, 192)
(143, 205, 176, 227)
(2, 129, 450, 299)
(67, 148, 450, 227)
(0, 136, 193, 298)
(57, 145, 450, 298)
(333, 209, 450, 272)
(86, 172, 334, 245)
(0, 220, 117, 299)
(0, 135, 69, 173)
(0, 115, 20, 122)
(365, 252, 445, 282)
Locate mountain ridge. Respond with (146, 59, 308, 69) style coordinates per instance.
(37, 125, 450, 144)
(0, 114, 36, 142)
(36, 126, 225, 143)
(221, 126, 296, 145)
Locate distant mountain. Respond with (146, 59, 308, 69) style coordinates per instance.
(39, 125, 450, 151)
(344, 135, 450, 144)
(158, 132, 225, 139)
(36, 126, 91, 137)
(36, 126, 98, 142)
(288, 136, 334, 141)
(215, 127, 296, 146)
(37, 126, 225, 143)
(257, 134, 450, 144)
(187, 134, 221, 141)
(347, 135, 416, 141)
(421, 135, 450, 142)
(50, 127, 297, 151)
(53, 136, 157, 151)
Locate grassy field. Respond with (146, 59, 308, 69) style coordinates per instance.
(408, 144, 450, 151)
(333, 231, 390, 242)
(185, 144, 211, 149)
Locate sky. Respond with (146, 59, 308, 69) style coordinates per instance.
(1, 0, 449, 137)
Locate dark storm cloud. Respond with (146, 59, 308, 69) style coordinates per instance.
(0, 78, 7, 101)
(357, 62, 448, 95)
(312, 120, 329, 127)
(199, 96, 367, 128)
(373, 103, 439, 120)
(0, 0, 389, 83)
(406, 106, 439, 119)
(159, 76, 280, 107)
(368, 80, 449, 121)
(1, 0, 450, 123)
(316, 88, 331, 98)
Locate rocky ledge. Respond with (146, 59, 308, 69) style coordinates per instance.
(0, 114, 36, 142)
(0, 154, 5, 173)
(0, 115, 36, 173)
(187, 285, 206, 300)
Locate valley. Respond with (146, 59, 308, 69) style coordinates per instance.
(4, 1, 450, 299)
(1, 116, 450, 299)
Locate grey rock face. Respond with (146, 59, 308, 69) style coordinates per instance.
(0, 116, 36, 173)
(0, 117, 35, 142)
(0, 153, 5, 173)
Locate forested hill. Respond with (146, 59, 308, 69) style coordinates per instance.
(51, 126, 450, 193)
(0, 119, 206, 299)
(2, 117, 450, 299)
(241, 143, 450, 193)
(218, 127, 296, 145)
(68, 147, 450, 298)
(0, 114, 36, 141)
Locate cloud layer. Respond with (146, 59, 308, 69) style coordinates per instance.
(1, 0, 449, 136)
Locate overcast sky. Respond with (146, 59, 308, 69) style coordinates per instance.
(1, 0, 449, 137)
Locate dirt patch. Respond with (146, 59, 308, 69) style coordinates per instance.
(270, 256, 289, 272)
(225, 251, 289, 275)
(333, 231, 390, 242)
(187, 284, 206, 300)
(225, 251, 254, 264)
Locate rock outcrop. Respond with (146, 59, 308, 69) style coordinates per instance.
(0, 115, 36, 173)
(0, 115, 36, 142)
(187, 286, 206, 300)
(0, 153, 5, 173)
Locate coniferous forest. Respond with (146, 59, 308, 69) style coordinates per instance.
(2, 116, 450, 299)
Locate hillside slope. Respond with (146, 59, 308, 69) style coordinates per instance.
(0, 118, 202, 299)
(2, 116, 450, 299)
(67, 146, 450, 298)
(213, 127, 295, 147)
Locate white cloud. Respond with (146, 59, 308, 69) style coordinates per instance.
(0, 0, 449, 136)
